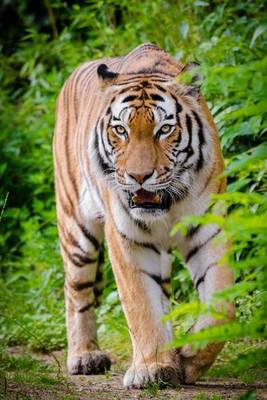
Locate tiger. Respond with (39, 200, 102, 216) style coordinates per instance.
(53, 43, 234, 388)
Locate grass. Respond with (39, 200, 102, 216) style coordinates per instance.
(0, 348, 76, 399)
(207, 340, 267, 383)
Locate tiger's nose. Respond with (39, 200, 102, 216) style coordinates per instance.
(127, 170, 154, 184)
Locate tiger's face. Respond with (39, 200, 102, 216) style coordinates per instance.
(93, 67, 208, 220)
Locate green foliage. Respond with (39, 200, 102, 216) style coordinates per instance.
(209, 340, 267, 383)
(0, 347, 76, 399)
(0, 0, 266, 386)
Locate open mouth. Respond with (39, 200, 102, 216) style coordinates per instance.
(129, 189, 171, 210)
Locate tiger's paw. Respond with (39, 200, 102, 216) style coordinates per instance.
(123, 363, 182, 389)
(68, 350, 111, 375)
(179, 342, 223, 384)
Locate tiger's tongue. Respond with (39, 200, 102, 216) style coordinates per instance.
(132, 189, 161, 205)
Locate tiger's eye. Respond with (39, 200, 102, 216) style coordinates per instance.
(114, 125, 126, 135)
(161, 124, 171, 133)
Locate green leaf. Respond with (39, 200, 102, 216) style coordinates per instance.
(250, 25, 267, 48)
(179, 22, 189, 40)
(225, 144, 267, 176)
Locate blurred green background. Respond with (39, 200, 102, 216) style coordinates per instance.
(0, 0, 266, 391)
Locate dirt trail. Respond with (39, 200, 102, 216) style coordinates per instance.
(1, 349, 267, 400)
(68, 374, 267, 400)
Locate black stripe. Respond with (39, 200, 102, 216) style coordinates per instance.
(177, 114, 194, 164)
(135, 219, 151, 233)
(192, 111, 205, 171)
(99, 117, 113, 160)
(122, 95, 138, 102)
(98, 118, 114, 164)
(193, 111, 205, 144)
(118, 230, 160, 255)
(175, 101, 183, 114)
(165, 114, 174, 120)
(78, 223, 100, 251)
(195, 262, 217, 290)
(119, 199, 151, 233)
(94, 286, 103, 296)
(150, 94, 164, 101)
(58, 222, 88, 255)
(165, 152, 176, 163)
(69, 280, 94, 291)
(186, 224, 201, 239)
(60, 241, 91, 267)
(195, 275, 205, 289)
(70, 254, 95, 268)
(78, 301, 94, 313)
(171, 95, 183, 114)
(154, 84, 167, 93)
(69, 235, 87, 254)
(141, 271, 171, 298)
(151, 273, 162, 285)
(72, 253, 97, 265)
(98, 244, 105, 265)
(94, 127, 113, 175)
(185, 229, 221, 263)
(183, 114, 194, 164)
(155, 105, 166, 114)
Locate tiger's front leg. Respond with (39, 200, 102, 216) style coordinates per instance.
(58, 217, 111, 375)
(105, 218, 182, 389)
(179, 226, 235, 383)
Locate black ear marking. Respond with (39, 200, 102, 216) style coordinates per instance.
(97, 64, 119, 81)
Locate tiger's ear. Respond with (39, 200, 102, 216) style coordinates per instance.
(178, 61, 202, 97)
(97, 64, 119, 87)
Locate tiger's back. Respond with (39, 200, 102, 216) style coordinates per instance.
(53, 44, 234, 387)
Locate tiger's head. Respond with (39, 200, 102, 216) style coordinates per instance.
(92, 63, 211, 220)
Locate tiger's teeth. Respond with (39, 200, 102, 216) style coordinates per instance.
(132, 194, 138, 204)
(131, 191, 162, 205)
(154, 194, 161, 204)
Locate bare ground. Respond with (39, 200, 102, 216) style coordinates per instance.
(1, 348, 267, 400)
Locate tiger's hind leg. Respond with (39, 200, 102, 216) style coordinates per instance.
(180, 226, 235, 383)
(58, 217, 111, 375)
